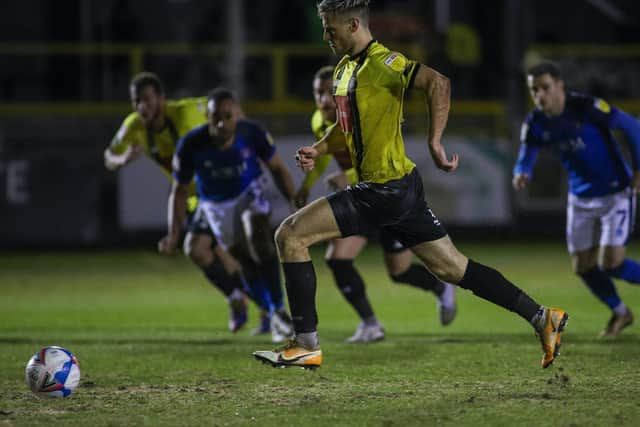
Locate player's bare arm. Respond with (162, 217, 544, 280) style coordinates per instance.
(413, 65, 459, 172)
(158, 181, 189, 256)
(266, 152, 296, 202)
(297, 123, 345, 171)
(103, 144, 143, 171)
(513, 173, 530, 191)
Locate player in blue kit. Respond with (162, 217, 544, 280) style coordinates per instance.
(159, 87, 296, 341)
(514, 61, 640, 337)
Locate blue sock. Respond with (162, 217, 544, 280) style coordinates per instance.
(245, 276, 273, 313)
(263, 257, 284, 311)
(579, 267, 622, 310)
(605, 259, 640, 284)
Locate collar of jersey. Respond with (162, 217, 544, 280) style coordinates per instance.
(349, 39, 377, 61)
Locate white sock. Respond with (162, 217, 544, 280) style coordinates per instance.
(613, 302, 628, 317)
(296, 332, 319, 349)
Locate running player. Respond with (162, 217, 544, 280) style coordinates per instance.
(293, 65, 456, 342)
(514, 61, 640, 337)
(160, 87, 296, 342)
(253, 0, 568, 369)
(105, 72, 257, 333)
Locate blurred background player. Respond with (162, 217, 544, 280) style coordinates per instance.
(293, 65, 457, 342)
(105, 72, 259, 334)
(514, 61, 640, 337)
(160, 87, 295, 342)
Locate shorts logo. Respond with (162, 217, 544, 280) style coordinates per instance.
(428, 208, 441, 226)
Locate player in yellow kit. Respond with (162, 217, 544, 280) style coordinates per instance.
(254, 0, 568, 370)
(293, 65, 456, 343)
(104, 72, 253, 333)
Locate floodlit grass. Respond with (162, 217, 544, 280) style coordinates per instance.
(1, 243, 640, 426)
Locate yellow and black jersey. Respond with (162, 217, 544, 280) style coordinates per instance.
(333, 41, 419, 183)
(109, 97, 207, 178)
(108, 97, 207, 210)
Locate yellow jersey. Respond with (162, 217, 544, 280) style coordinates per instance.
(109, 97, 207, 177)
(108, 97, 207, 210)
(333, 41, 418, 183)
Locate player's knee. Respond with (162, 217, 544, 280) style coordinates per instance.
(274, 218, 304, 255)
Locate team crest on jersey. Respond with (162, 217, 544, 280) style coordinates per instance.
(594, 98, 611, 113)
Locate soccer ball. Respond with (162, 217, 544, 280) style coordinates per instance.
(25, 346, 80, 398)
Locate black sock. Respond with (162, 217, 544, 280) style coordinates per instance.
(391, 263, 445, 295)
(326, 259, 375, 320)
(203, 258, 242, 297)
(458, 259, 541, 322)
(282, 261, 318, 333)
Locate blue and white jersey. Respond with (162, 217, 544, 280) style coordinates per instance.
(173, 119, 276, 202)
(514, 92, 640, 198)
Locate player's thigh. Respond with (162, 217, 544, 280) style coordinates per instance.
(599, 245, 627, 270)
(383, 250, 412, 276)
(599, 190, 635, 254)
(276, 197, 342, 250)
(325, 235, 368, 260)
(571, 248, 598, 274)
(410, 235, 468, 283)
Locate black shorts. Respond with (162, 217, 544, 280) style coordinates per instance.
(327, 168, 446, 248)
(378, 229, 407, 253)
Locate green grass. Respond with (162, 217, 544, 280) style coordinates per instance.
(1, 242, 640, 426)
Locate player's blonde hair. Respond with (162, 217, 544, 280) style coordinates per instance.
(317, 0, 370, 21)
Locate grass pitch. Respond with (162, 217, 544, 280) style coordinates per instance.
(1, 242, 640, 426)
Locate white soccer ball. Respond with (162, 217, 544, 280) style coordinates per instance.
(25, 346, 80, 398)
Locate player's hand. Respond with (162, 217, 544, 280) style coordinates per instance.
(512, 173, 530, 191)
(158, 234, 179, 256)
(325, 171, 348, 191)
(293, 187, 309, 208)
(429, 142, 459, 172)
(631, 171, 640, 194)
(295, 146, 318, 172)
(125, 144, 143, 163)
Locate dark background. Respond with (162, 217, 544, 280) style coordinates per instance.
(1, 0, 639, 248)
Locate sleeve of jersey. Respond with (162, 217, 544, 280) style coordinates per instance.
(253, 125, 276, 162)
(513, 120, 540, 178)
(108, 114, 137, 155)
(172, 138, 195, 185)
(380, 51, 419, 90)
(610, 108, 640, 170)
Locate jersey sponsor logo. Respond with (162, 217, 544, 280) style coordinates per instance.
(557, 137, 586, 153)
(335, 95, 353, 133)
(594, 98, 611, 113)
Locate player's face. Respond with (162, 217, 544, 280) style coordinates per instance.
(313, 77, 336, 122)
(322, 13, 355, 56)
(527, 73, 565, 116)
(130, 85, 164, 125)
(207, 98, 238, 146)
